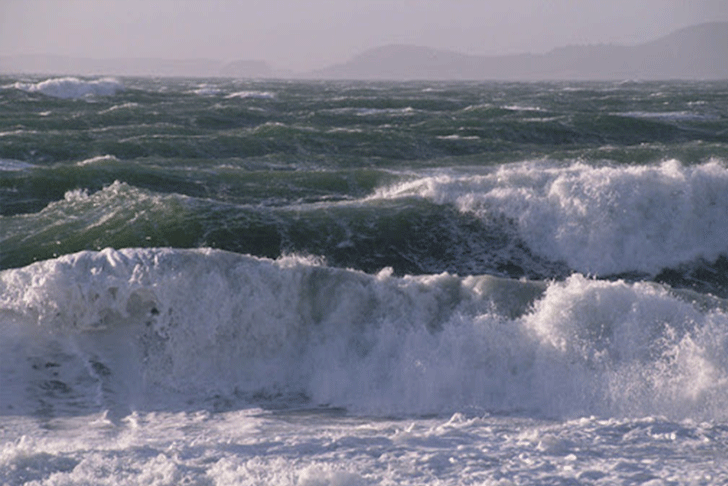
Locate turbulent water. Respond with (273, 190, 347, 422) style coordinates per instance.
(2, 76, 728, 485)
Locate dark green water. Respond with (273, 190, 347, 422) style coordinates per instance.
(2, 76, 728, 288)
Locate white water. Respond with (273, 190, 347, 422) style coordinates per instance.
(0, 158, 35, 171)
(3, 248, 728, 484)
(2, 248, 727, 419)
(12, 77, 123, 99)
(374, 159, 728, 275)
(1, 410, 724, 485)
(224, 90, 276, 100)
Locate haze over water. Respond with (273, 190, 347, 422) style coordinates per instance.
(2, 0, 727, 73)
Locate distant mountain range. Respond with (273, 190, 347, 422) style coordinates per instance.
(2, 22, 726, 80)
(314, 22, 728, 81)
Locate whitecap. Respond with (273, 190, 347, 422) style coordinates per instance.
(13, 77, 124, 99)
(371, 159, 728, 276)
(0, 158, 35, 171)
(503, 104, 544, 112)
(225, 90, 275, 100)
(99, 102, 139, 114)
(0, 129, 37, 138)
(436, 134, 480, 141)
(2, 248, 727, 420)
(192, 84, 223, 96)
(618, 111, 718, 122)
(76, 155, 120, 166)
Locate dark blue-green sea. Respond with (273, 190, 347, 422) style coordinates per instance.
(2, 76, 728, 484)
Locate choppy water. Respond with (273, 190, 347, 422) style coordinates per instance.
(2, 76, 728, 485)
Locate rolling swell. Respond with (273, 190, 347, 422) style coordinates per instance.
(373, 159, 728, 277)
(5, 158, 728, 292)
(0, 177, 563, 279)
(0, 157, 728, 295)
(2, 78, 726, 168)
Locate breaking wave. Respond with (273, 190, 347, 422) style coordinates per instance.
(2, 248, 727, 420)
(13, 77, 124, 99)
(373, 159, 728, 276)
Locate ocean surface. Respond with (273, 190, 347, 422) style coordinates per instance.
(2, 75, 728, 485)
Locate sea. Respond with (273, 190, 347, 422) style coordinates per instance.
(1, 75, 728, 485)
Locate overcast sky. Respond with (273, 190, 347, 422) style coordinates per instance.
(2, 0, 727, 72)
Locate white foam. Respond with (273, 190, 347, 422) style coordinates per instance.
(13, 77, 124, 99)
(98, 102, 139, 114)
(619, 111, 718, 122)
(76, 155, 119, 167)
(462, 103, 494, 112)
(523, 274, 728, 418)
(192, 84, 222, 96)
(372, 160, 728, 275)
(436, 134, 480, 141)
(225, 90, 275, 100)
(2, 248, 727, 420)
(0, 158, 34, 171)
(0, 409, 723, 485)
(503, 104, 544, 112)
(0, 129, 37, 138)
(75, 155, 120, 166)
(322, 107, 416, 117)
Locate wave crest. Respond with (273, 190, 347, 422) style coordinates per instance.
(2, 249, 728, 419)
(13, 77, 124, 99)
(374, 160, 728, 275)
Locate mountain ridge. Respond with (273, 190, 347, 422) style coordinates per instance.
(1, 22, 725, 80)
(313, 22, 728, 80)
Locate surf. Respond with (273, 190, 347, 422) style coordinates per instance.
(12, 77, 124, 99)
(373, 159, 728, 276)
(2, 248, 727, 420)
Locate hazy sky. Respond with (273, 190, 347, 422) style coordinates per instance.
(2, 0, 727, 72)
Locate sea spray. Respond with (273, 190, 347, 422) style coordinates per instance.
(373, 159, 728, 275)
(2, 248, 727, 420)
(12, 77, 124, 99)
